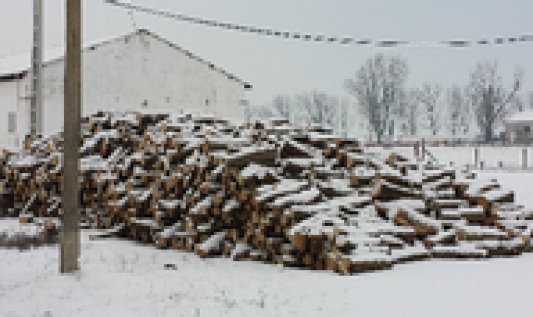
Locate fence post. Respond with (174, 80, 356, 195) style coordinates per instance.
(474, 147, 479, 168)
(523, 148, 528, 170)
(421, 138, 426, 161)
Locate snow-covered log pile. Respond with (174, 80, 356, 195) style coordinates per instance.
(1, 111, 532, 274)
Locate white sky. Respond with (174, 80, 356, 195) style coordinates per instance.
(0, 0, 532, 109)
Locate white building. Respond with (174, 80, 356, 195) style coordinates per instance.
(0, 29, 252, 150)
(505, 110, 533, 143)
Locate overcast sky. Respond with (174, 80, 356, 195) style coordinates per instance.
(1, 0, 532, 109)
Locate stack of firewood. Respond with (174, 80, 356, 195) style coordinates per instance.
(0, 110, 531, 275)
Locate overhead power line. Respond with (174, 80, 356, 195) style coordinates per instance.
(105, 0, 533, 48)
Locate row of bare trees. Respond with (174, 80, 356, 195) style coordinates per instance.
(251, 54, 532, 143)
(249, 91, 349, 136)
(344, 55, 526, 143)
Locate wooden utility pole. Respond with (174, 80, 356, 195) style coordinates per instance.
(61, 0, 82, 273)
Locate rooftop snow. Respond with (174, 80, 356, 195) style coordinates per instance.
(506, 110, 533, 124)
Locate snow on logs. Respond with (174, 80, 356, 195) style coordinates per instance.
(0, 111, 532, 275)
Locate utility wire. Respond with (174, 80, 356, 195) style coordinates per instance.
(105, 0, 533, 48)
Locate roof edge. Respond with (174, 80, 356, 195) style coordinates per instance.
(0, 28, 253, 90)
(137, 29, 252, 90)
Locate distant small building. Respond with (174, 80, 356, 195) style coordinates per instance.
(505, 110, 533, 143)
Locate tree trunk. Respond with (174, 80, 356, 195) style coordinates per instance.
(485, 124, 493, 143)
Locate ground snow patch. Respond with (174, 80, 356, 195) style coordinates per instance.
(0, 228, 532, 317)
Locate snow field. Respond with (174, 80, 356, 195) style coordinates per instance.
(1, 214, 533, 317)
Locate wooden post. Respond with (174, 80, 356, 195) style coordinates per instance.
(523, 148, 528, 170)
(61, 0, 82, 273)
(421, 138, 426, 161)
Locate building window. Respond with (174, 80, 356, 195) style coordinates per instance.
(525, 126, 531, 133)
(8, 112, 16, 133)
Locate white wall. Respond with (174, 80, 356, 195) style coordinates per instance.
(6, 30, 247, 149)
(0, 78, 25, 150)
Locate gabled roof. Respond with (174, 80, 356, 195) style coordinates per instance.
(0, 33, 124, 79)
(0, 29, 252, 89)
(506, 110, 533, 124)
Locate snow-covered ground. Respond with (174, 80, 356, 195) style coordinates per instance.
(2, 225, 533, 317)
(478, 171, 533, 207)
(1, 171, 532, 317)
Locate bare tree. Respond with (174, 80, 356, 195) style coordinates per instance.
(467, 61, 521, 142)
(413, 84, 442, 136)
(271, 94, 292, 120)
(249, 104, 275, 120)
(396, 90, 418, 136)
(254, 92, 345, 133)
(344, 54, 408, 143)
(296, 91, 338, 129)
(514, 95, 525, 112)
(339, 97, 350, 138)
(447, 85, 471, 136)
